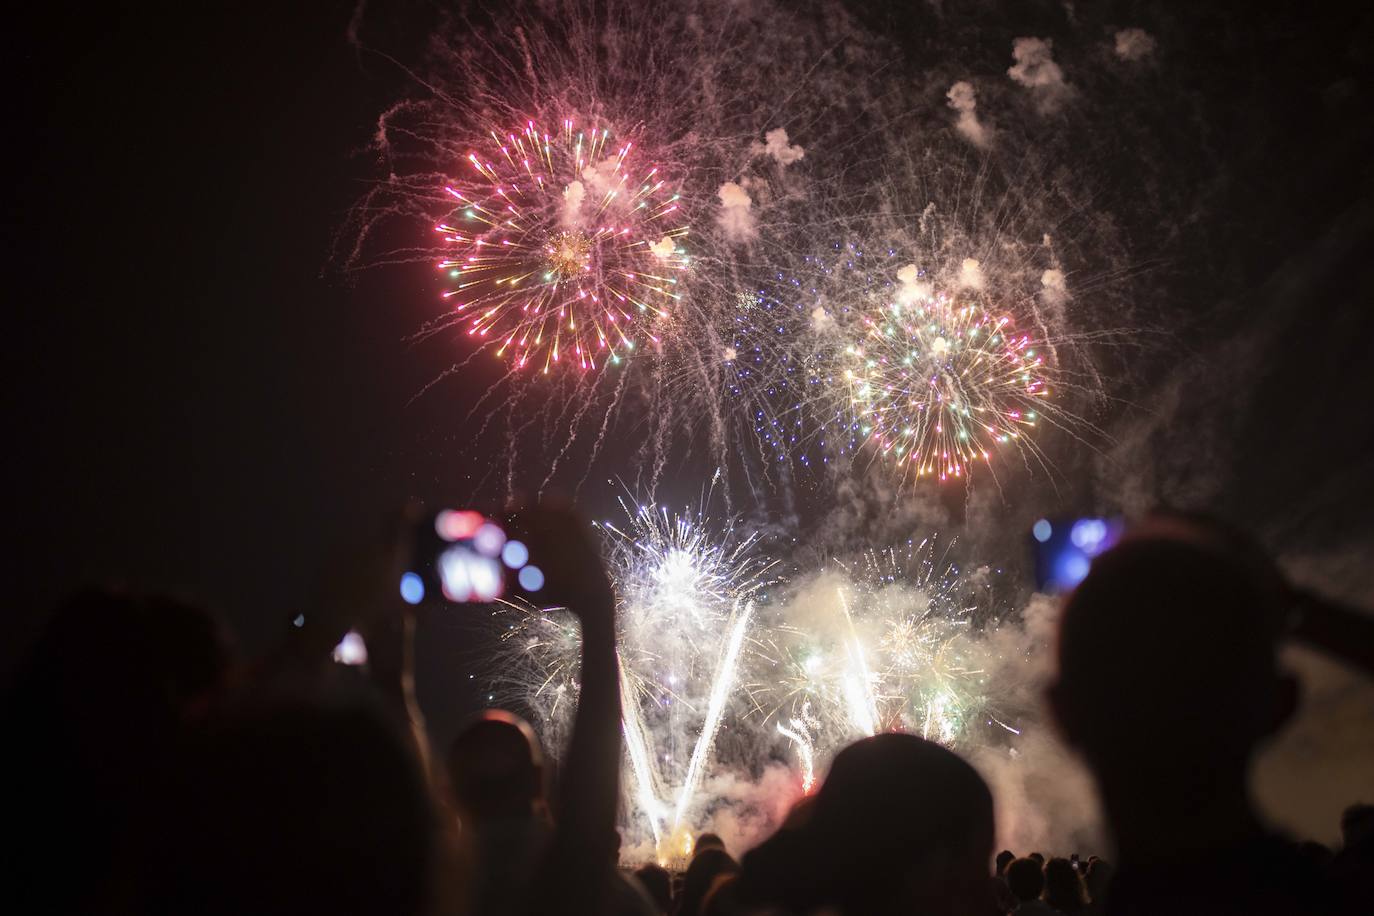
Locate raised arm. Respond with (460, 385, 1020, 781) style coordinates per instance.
(513, 506, 622, 916)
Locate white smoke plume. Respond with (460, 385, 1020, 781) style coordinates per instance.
(897, 263, 933, 304)
(964, 594, 1105, 854)
(561, 179, 586, 227)
(717, 180, 758, 243)
(1041, 268, 1069, 313)
(649, 235, 677, 259)
(946, 81, 991, 149)
(752, 127, 806, 166)
(580, 156, 634, 213)
(1114, 28, 1157, 63)
(959, 257, 985, 290)
(810, 305, 834, 333)
(1008, 37, 1071, 111)
(700, 763, 804, 856)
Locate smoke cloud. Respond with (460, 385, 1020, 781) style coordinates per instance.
(717, 181, 758, 243)
(752, 127, 806, 166)
(1114, 28, 1157, 62)
(946, 81, 991, 149)
(649, 235, 676, 259)
(959, 257, 985, 290)
(561, 179, 586, 227)
(1040, 268, 1068, 312)
(897, 263, 933, 304)
(810, 305, 834, 333)
(700, 763, 805, 856)
(1008, 37, 1070, 111)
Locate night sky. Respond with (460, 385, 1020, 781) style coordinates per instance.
(10, 1, 1374, 756)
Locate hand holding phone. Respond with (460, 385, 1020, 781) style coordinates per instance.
(504, 505, 615, 619)
(1031, 516, 1124, 592)
(400, 504, 613, 621)
(402, 509, 546, 605)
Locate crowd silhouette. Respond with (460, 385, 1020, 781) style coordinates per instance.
(2, 510, 1370, 915)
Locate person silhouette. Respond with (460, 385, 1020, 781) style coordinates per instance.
(736, 732, 999, 915)
(1049, 514, 1331, 915)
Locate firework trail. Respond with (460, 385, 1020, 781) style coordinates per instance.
(775, 714, 818, 793)
(490, 479, 776, 859)
(762, 536, 1006, 776)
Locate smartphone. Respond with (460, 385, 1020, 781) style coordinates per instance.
(400, 509, 546, 605)
(1032, 516, 1124, 592)
(332, 629, 368, 665)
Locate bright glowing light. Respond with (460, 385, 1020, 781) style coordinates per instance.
(776, 717, 817, 792)
(1033, 518, 1053, 543)
(1070, 518, 1109, 552)
(474, 521, 507, 556)
(842, 287, 1050, 481)
(488, 476, 775, 862)
(436, 510, 484, 542)
(399, 571, 425, 605)
(766, 537, 1001, 764)
(436, 119, 689, 373)
(333, 630, 368, 666)
(518, 564, 545, 591)
(440, 546, 503, 602)
(502, 539, 530, 569)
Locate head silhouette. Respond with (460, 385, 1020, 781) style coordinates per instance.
(158, 691, 436, 916)
(5, 589, 232, 911)
(739, 733, 994, 915)
(676, 847, 739, 916)
(1084, 857, 1113, 902)
(1043, 857, 1085, 912)
(1342, 802, 1374, 848)
(634, 863, 672, 914)
(694, 832, 726, 855)
(996, 849, 1016, 875)
(1005, 857, 1044, 903)
(1050, 516, 1296, 818)
(446, 709, 545, 821)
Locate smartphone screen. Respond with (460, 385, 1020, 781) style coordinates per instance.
(402, 509, 545, 604)
(1032, 516, 1124, 592)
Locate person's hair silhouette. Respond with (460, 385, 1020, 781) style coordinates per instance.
(736, 732, 995, 915)
(1005, 857, 1045, 903)
(1049, 514, 1326, 915)
(447, 709, 546, 820)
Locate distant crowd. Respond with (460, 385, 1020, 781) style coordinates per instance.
(3, 509, 1371, 914)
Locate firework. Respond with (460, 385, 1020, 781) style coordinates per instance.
(717, 289, 818, 464)
(741, 239, 1112, 485)
(436, 119, 690, 373)
(765, 537, 997, 773)
(490, 479, 775, 859)
(842, 284, 1050, 481)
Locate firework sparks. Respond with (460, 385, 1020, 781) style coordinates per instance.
(776, 714, 817, 792)
(490, 479, 775, 858)
(437, 119, 689, 373)
(842, 285, 1050, 481)
(766, 537, 997, 767)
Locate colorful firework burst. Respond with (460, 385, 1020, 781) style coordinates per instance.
(436, 119, 690, 373)
(842, 284, 1051, 481)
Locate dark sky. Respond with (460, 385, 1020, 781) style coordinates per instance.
(10, 2, 511, 738)
(10, 2, 1374, 743)
(13, 3, 410, 639)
